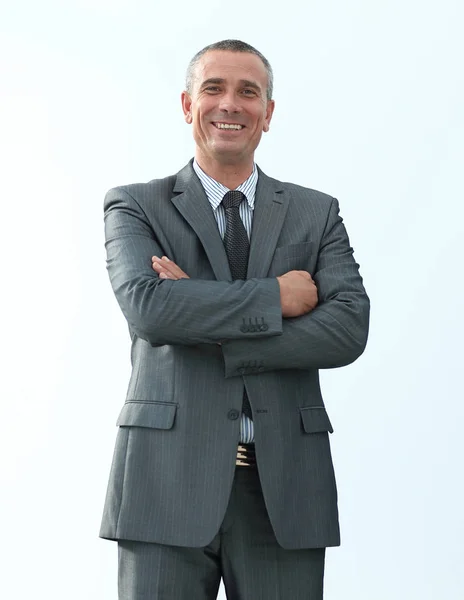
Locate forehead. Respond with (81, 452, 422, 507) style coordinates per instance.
(194, 50, 268, 89)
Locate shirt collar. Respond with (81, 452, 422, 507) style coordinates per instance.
(192, 159, 258, 212)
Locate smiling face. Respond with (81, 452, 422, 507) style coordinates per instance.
(182, 50, 275, 174)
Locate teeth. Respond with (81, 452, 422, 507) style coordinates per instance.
(215, 123, 243, 130)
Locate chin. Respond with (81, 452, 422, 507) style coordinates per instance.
(211, 148, 248, 164)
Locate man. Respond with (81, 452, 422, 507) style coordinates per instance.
(100, 39, 370, 599)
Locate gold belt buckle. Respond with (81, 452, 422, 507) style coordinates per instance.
(236, 444, 256, 467)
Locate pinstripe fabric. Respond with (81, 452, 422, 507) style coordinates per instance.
(100, 159, 370, 550)
(118, 469, 325, 600)
(193, 159, 255, 443)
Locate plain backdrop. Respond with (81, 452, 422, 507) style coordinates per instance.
(1, 1, 463, 598)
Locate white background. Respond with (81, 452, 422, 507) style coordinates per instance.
(1, 1, 463, 598)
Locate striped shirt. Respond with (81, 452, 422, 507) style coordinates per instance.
(193, 159, 256, 443)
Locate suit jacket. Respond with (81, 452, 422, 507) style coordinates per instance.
(99, 159, 370, 550)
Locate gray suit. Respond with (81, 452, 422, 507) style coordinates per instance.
(100, 159, 369, 551)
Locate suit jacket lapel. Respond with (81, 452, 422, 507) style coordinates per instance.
(247, 168, 289, 278)
(171, 161, 232, 281)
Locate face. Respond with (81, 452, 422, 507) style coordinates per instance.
(182, 50, 275, 167)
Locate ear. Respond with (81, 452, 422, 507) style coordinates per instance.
(181, 91, 193, 124)
(263, 99, 275, 133)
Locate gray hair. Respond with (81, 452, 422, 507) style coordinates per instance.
(185, 39, 273, 101)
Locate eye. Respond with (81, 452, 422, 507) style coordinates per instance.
(242, 89, 257, 96)
(204, 86, 220, 93)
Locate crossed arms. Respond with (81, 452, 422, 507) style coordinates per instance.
(151, 256, 319, 319)
(104, 187, 370, 375)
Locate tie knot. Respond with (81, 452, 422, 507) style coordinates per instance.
(221, 190, 246, 210)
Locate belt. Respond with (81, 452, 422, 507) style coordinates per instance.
(236, 443, 257, 468)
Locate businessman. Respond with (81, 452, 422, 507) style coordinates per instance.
(100, 39, 370, 599)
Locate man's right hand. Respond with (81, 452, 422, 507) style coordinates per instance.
(277, 271, 318, 318)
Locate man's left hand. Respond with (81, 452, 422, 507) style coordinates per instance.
(152, 256, 190, 280)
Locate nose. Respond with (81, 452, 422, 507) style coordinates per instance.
(218, 91, 241, 114)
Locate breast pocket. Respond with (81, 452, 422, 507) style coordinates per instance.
(269, 241, 313, 276)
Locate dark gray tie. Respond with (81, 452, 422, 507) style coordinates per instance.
(221, 190, 252, 420)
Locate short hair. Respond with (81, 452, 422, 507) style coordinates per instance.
(185, 39, 273, 101)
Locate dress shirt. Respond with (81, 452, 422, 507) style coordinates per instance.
(193, 159, 257, 443)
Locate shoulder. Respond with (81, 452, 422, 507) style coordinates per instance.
(105, 173, 177, 203)
(104, 160, 196, 209)
(260, 169, 336, 208)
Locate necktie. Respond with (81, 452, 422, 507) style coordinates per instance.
(221, 190, 252, 420)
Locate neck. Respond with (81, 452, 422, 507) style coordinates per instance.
(195, 153, 254, 189)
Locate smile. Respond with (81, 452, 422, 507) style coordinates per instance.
(213, 122, 244, 130)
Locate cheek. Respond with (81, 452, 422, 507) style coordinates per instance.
(253, 114, 268, 134)
(192, 111, 206, 131)
(198, 110, 212, 130)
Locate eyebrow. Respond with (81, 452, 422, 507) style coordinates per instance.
(200, 78, 262, 92)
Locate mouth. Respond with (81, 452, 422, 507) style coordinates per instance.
(212, 122, 245, 131)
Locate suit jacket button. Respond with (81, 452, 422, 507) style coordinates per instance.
(240, 324, 249, 333)
(249, 325, 257, 333)
(258, 367, 265, 372)
(228, 409, 240, 420)
(261, 324, 269, 332)
(238, 367, 246, 375)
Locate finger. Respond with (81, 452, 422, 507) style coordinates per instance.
(161, 256, 187, 277)
(160, 257, 190, 279)
(152, 259, 176, 275)
(152, 262, 177, 279)
(153, 256, 176, 271)
(152, 256, 189, 279)
(160, 271, 179, 280)
(152, 257, 163, 270)
(153, 256, 178, 274)
(295, 270, 312, 280)
(160, 256, 179, 273)
(152, 260, 165, 272)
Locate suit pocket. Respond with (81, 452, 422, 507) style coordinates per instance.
(299, 406, 334, 434)
(270, 241, 313, 275)
(116, 401, 177, 430)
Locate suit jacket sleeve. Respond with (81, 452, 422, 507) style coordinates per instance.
(221, 197, 370, 375)
(104, 186, 283, 345)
